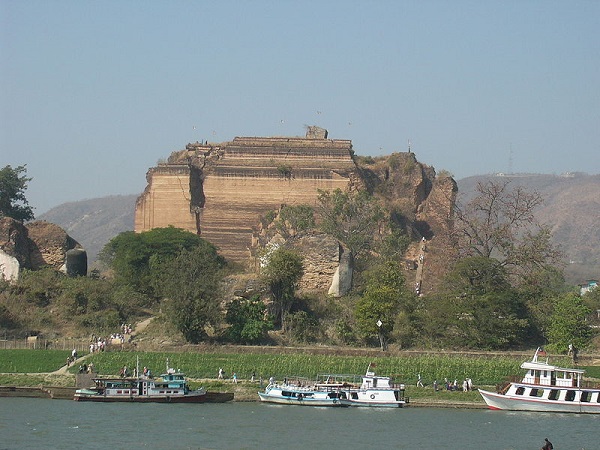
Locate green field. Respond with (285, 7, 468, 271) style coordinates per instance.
(0, 349, 82, 373)
(81, 351, 528, 386)
(1, 349, 580, 386)
(2, 349, 594, 386)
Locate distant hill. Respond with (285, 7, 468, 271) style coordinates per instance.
(37, 195, 137, 265)
(457, 173, 600, 284)
(37, 173, 600, 285)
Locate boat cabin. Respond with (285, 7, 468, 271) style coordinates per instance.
(520, 352, 584, 388)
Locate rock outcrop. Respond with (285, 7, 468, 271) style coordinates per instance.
(0, 217, 87, 280)
(135, 128, 457, 295)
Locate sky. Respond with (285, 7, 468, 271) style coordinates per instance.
(1, 1, 599, 215)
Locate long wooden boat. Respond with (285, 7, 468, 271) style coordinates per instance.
(74, 368, 207, 403)
(479, 348, 600, 414)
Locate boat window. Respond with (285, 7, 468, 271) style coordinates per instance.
(351, 392, 358, 399)
(515, 387, 525, 395)
(548, 390, 559, 400)
(529, 389, 543, 398)
(581, 391, 592, 403)
(565, 390, 575, 401)
(281, 391, 292, 397)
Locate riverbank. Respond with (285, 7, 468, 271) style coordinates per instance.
(0, 384, 488, 408)
(1, 372, 489, 409)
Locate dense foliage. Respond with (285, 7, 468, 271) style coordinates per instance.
(355, 261, 414, 349)
(157, 244, 226, 343)
(225, 296, 273, 344)
(99, 227, 208, 299)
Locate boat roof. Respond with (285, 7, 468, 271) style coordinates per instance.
(521, 348, 585, 374)
(521, 360, 585, 374)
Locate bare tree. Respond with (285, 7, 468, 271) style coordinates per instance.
(454, 179, 562, 282)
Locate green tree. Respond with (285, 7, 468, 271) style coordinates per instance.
(518, 266, 569, 343)
(582, 286, 600, 326)
(445, 257, 511, 295)
(354, 261, 412, 349)
(456, 292, 529, 349)
(355, 286, 397, 350)
(225, 296, 273, 344)
(547, 293, 593, 352)
(261, 247, 303, 331)
(375, 219, 411, 261)
(428, 257, 529, 349)
(157, 243, 226, 343)
(274, 204, 315, 237)
(100, 227, 207, 298)
(316, 188, 384, 260)
(0, 165, 34, 221)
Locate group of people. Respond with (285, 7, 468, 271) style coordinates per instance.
(117, 365, 153, 378)
(88, 327, 134, 353)
(218, 368, 258, 384)
(429, 377, 473, 392)
(217, 368, 238, 383)
(89, 337, 107, 353)
(78, 362, 94, 374)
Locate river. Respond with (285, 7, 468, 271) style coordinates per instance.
(0, 398, 596, 449)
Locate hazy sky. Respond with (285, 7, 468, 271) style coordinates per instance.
(2, 1, 598, 215)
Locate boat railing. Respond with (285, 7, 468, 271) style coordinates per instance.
(502, 375, 600, 390)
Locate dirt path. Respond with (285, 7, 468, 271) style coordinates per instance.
(52, 353, 92, 375)
(50, 317, 155, 375)
(133, 317, 154, 335)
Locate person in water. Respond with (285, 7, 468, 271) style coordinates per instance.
(542, 438, 553, 450)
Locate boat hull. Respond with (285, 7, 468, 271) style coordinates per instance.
(339, 399, 404, 408)
(74, 392, 207, 403)
(258, 392, 345, 407)
(479, 389, 600, 414)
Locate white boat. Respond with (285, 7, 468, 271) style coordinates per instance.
(337, 370, 407, 408)
(479, 348, 600, 414)
(258, 377, 347, 406)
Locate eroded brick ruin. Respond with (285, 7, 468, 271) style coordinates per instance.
(134, 127, 457, 295)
